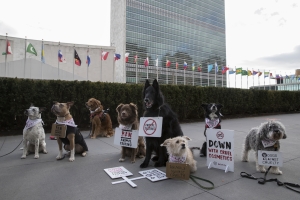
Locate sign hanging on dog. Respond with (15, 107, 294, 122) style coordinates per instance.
(104, 166, 133, 179)
(166, 162, 190, 180)
(114, 128, 138, 148)
(258, 151, 283, 167)
(50, 123, 67, 138)
(138, 117, 163, 137)
(139, 168, 168, 182)
(206, 129, 234, 173)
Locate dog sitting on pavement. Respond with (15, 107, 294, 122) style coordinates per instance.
(200, 103, 223, 157)
(116, 103, 146, 163)
(85, 98, 114, 138)
(242, 121, 287, 174)
(21, 104, 47, 159)
(161, 136, 197, 173)
(51, 101, 88, 162)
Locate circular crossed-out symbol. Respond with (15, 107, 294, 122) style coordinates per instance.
(216, 131, 224, 139)
(143, 119, 157, 135)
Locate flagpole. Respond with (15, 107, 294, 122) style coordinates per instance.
(235, 67, 236, 88)
(269, 70, 271, 90)
(252, 68, 254, 87)
(41, 39, 43, 79)
(73, 46, 75, 80)
(87, 46, 89, 81)
(215, 62, 217, 87)
(100, 49, 102, 82)
(228, 70, 230, 88)
(58, 41, 60, 79)
(24, 36, 27, 78)
(246, 68, 248, 89)
(222, 70, 223, 87)
(192, 62, 194, 86)
(156, 55, 158, 81)
(175, 59, 177, 85)
(113, 52, 116, 83)
(264, 70, 265, 90)
(146, 54, 148, 79)
(4, 33, 7, 77)
(135, 52, 138, 84)
(166, 56, 168, 84)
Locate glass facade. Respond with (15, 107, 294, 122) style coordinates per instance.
(125, 0, 226, 86)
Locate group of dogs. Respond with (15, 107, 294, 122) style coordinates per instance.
(22, 79, 287, 175)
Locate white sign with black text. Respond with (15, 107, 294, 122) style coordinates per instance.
(104, 166, 133, 179)
(114, 128, 139, 148)
(139, 168, 168, 182)
(206, 129, 234, 173)
(258, 150, 283, 167)
(139, 117, 163, 137)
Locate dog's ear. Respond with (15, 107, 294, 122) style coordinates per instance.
(283, 133, 287, 139)
(39, 107, 46, 113)
(161, 139, 171, 147)
(216, 104, 223, 110)
(116, 104, 124, 113)
(67, 101, 74, 108)
(182, 136, 191, 141)
(129, 103, 138, 114)
(53, 101, 58, 104)
(143, 79, 151, 98)
(30, 103, 34, 107)
(152, 79, 159, 92)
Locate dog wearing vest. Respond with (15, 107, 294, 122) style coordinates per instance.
(161, 136, 197, 173)
(85, 98, 114, 138)
(116, 103, 146, 163)
(21, 104, 47, 159)
(242, 121, 287, 174)
(200, 103, 223, 157)
(51, 101, 88, 162)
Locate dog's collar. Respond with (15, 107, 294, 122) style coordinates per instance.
(24, 118, 43, 130)
(169, 153, 187, 164)
(55, 118, 77, 127)
(261, 139, 277, 148)
(119, 124, 133, 130)
(205, 118, 220, 128)
(90, 107, 101, 114)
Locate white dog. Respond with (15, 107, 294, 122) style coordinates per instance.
(161, 136, 197, 173)
(21, 105, 47, 159)
(242, 121, 287, 174)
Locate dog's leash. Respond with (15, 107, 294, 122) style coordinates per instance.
(0, 139, 23, 158)
(189, 174, 214, 190)
(240, 167, 300, 193)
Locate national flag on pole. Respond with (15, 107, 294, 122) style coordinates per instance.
(198, 64, 202, 72)
(86, 55, 91, 67)
(114, 53, 121, 61)
(253, 70, 258, 75)
(74, 49, 81, 66)
(26, 42, 37, 56)
(144, 57, 149, 67)
(134, 55, 138, 63)
(41, 42, 45, 63)
(215, 62, 218, 72)
(229, 70, 236, 74)
(207, 64, 213, 72)
(236, 68, 242, 74)
(58, 50, 65, 62)
(176, 62, 178, 69)
(222, 66, 229, 74)
(166, 60, 171, 67)
(183, 61, 188, 70)
(6, 40, 12, 54)
(242, 70, 248, 76)
(101, 51, 109, 60)
(264, 72, 269, 78)
(125, 53, 130, 62)
(258, 71, 262, 76)
(247, 70, 252, 76)
(192, 63, 195, 71)
(155, 58, 158, 67)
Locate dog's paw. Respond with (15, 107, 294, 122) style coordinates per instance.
(131, 160, 136, 163)
(151, 155, 159, 161)
(270, 167, 282, 175)
(90, 136, 96, 139)
(138, 155, 145, 158)
(257, 166, 266, 173)
(69, 157, 75, 162)
(119, 158, 125, 162)
(106, 135, 110, 138)
(34, 155, 39, 159)
(56, 154, 64, 160)
(81, 152, 87, 157)
(21, 155, 26, 159)
(140, 162, 148, 168)
(43, 150, 48, 154)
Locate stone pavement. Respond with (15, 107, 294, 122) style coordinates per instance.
(0, 113, 299, 200)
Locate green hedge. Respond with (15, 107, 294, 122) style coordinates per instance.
(1, 77, 300, 132)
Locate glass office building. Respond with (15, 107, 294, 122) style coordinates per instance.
(111, 0, 226, 86)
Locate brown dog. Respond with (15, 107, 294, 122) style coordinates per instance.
(116, 103, 146, 163)
(51, 101, 88, 162)
(85, 98, 114, 138)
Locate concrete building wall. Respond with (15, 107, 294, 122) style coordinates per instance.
(0, 35, 121, 82)
(110, 0, 126, 83)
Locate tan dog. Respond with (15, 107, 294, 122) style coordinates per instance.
(51, 101, 88, 162)
(161, 136, 197, 173)
(116, 103, 146, 163)
(85, 98, 114, 138)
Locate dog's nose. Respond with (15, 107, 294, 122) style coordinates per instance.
(181, 144, 185, 148)
(144, 98, 149, 103)
(274, 129, 279, 133)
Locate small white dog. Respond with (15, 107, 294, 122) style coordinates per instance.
(21, 105, 47, 159)
(161, 136, 197, 173)
(242, 121, 287, 174)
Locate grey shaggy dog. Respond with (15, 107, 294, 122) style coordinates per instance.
(242, 121, 287, 175)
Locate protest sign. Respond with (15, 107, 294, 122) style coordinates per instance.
(166, 162, 190, 180)
(139, 117, 163, 137)
(104, 166, 133, 179)
(258, 150, 283, 167)
(139, 168, 168, 182)
(114, 128, 138, 148)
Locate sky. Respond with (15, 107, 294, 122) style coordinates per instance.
(1, 0, 299, 88)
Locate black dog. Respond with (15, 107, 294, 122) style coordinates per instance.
(200, 103, 223, 157)
(140, 79, 183, 168)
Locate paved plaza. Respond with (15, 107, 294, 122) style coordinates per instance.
(0, 113, 299, 200)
